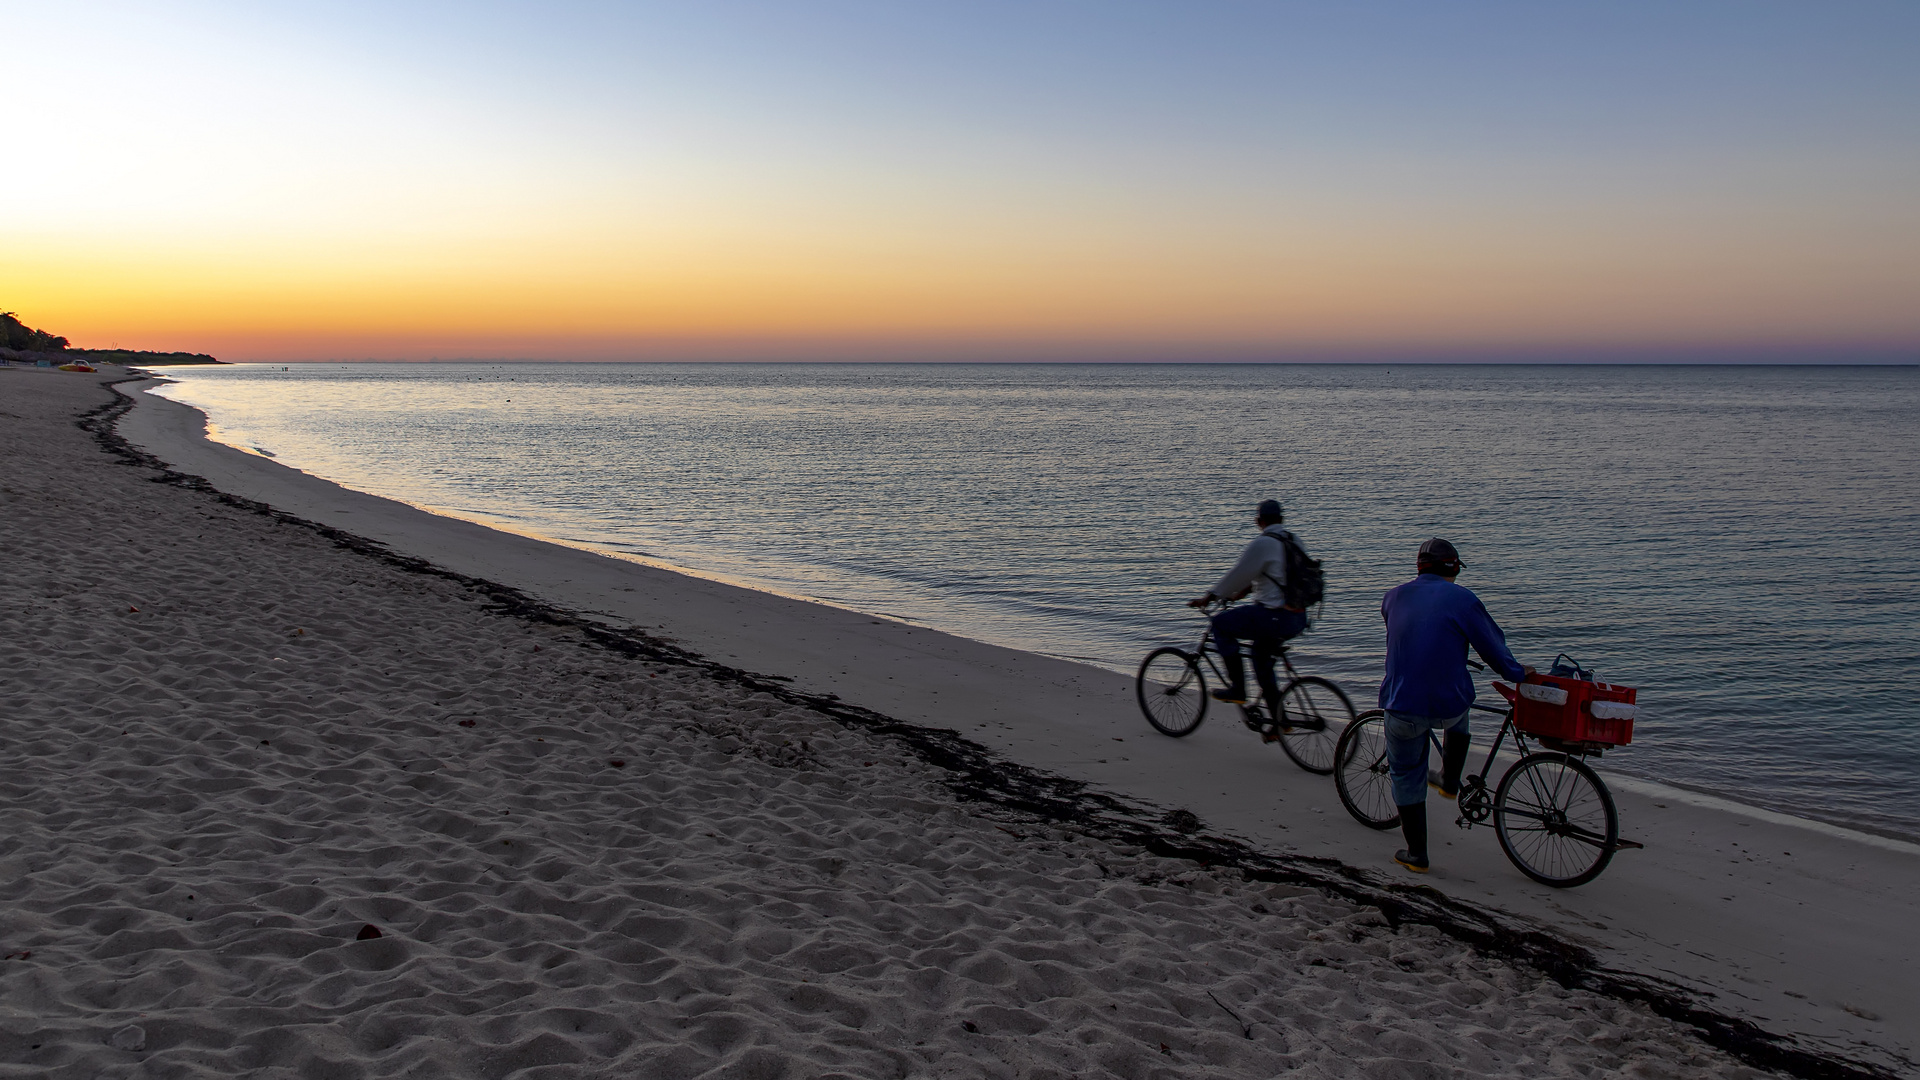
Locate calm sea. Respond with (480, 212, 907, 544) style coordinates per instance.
(153, 363, 1920, 840)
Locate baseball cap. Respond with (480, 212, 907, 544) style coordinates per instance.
(1418, 537, 1463, 567)
(1256, 499, 1283, 520)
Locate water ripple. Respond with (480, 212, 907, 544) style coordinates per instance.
(162, 362, 1920, 839)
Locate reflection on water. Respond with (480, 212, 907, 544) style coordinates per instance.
(156, 362, 1920, 839)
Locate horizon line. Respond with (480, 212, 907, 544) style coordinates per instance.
(201, 354, 1920, 367)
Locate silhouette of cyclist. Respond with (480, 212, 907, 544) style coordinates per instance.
(1187, 499, 1309, 715)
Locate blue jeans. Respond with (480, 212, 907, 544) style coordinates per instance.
(1210, 605, 1307, 703)
(1384, 708, 1471, 807)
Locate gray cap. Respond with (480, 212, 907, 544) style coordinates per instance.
(1257, 499, 1283, 521)
(1418, 537, 1463, 568)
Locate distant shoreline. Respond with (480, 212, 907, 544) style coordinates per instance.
(0, 346, 223, 366)
(71, 348, 224, 365)
(133, 357, 1916, 368)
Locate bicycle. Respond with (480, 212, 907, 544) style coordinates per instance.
(1134, 602, 1356, 774)
(1331, 657, 1640, 888)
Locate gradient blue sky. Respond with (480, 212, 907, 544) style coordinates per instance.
(6, 1, 1917, 360)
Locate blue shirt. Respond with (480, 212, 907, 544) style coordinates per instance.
(1378, 574, 1527, 717)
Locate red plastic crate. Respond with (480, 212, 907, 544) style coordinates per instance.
(1496, 675, 1637, 747)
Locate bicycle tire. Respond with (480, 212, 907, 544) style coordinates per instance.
(1493, 752, 1618, 887)
(1136, 647, 1208, 737)
(1275, 676, 1354, 775)
(1333, 710, 1400, 829)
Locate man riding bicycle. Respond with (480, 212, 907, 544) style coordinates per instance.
(1187, 499, 1310, 715)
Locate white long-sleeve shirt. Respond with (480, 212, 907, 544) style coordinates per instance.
(1210, 525, 1291, 609)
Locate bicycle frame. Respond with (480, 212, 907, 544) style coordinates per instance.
(1188, 605, 1301, 707)
(1461, 701, 1528, 787)
(1448, 701, 1626, 855)
(1427, 702, 1534, 827)
(1452, 699, 1617, 792)
(1332, 676, 1634, 885)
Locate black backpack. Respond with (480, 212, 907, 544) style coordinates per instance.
(1264, 530, 1325, 611)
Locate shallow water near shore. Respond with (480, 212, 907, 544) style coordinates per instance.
(153, 362, 1920, 840)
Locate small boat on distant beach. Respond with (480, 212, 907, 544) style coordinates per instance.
(57, 363, 97, 372)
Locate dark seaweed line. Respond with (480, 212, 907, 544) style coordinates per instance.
(82, 379, 1903, 1080)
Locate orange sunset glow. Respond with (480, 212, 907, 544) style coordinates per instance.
(5, 2, 1916, 362)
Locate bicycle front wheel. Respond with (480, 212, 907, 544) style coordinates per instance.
(1493, 753, 1618, 887)
(1136, 647, 1208, 737)
(1275, 676, 1354, 775)
(1333, 710, 1401, 829)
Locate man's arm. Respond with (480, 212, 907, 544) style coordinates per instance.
(1189, 538, 1269, 608)
(1210, 537, 1272, 599)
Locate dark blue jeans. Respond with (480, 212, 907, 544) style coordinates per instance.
(1384, 708, 1471, 806)
(1210, 605, 1307, 703)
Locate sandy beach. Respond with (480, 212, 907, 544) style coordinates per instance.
(0, 367, 1904, 1079)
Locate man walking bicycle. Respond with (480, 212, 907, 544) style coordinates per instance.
(1379, 538, 1533, 873)
(1187, 499, 1313, 715)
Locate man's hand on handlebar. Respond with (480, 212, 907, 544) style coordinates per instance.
(1473, 656, 1540, 680)
(1188, 586, 1251, 609)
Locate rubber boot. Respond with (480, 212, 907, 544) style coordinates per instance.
(1213, 651, 1248, 704)
(1429, 730, 1471, 798)
(1394, 802, 1430, 873)
(1442, 730, 1471, 791)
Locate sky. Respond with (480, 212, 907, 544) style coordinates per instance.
(4, 1, 1917, 362)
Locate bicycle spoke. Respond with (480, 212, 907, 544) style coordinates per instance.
(1276, 678, 1353, 775)
(1495, 753, 1618, 886)
(1524, 761, 1558, 815)
(1137, 648, 1208, 738)
(1335, 713, 1400, 828)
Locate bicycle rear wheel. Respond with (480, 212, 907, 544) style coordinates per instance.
(1333, 710, 1400, 829)
(1493, 753, 1618, 887)
(1136, 647, 1208, 737)
(1275, 676, 1354, 774)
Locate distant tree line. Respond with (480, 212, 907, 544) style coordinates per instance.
(72, 348, 223, 365)
(1, 310, 220, 363)
(1, 311, 70, 352)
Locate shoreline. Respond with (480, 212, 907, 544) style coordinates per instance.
(120, 369, 1920, 851)
(1, 364, 1910, 1077)
(110, 371, 1920, 1073)
(147, 368, 1920, 853)
(108, 372, 1920, 1073)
